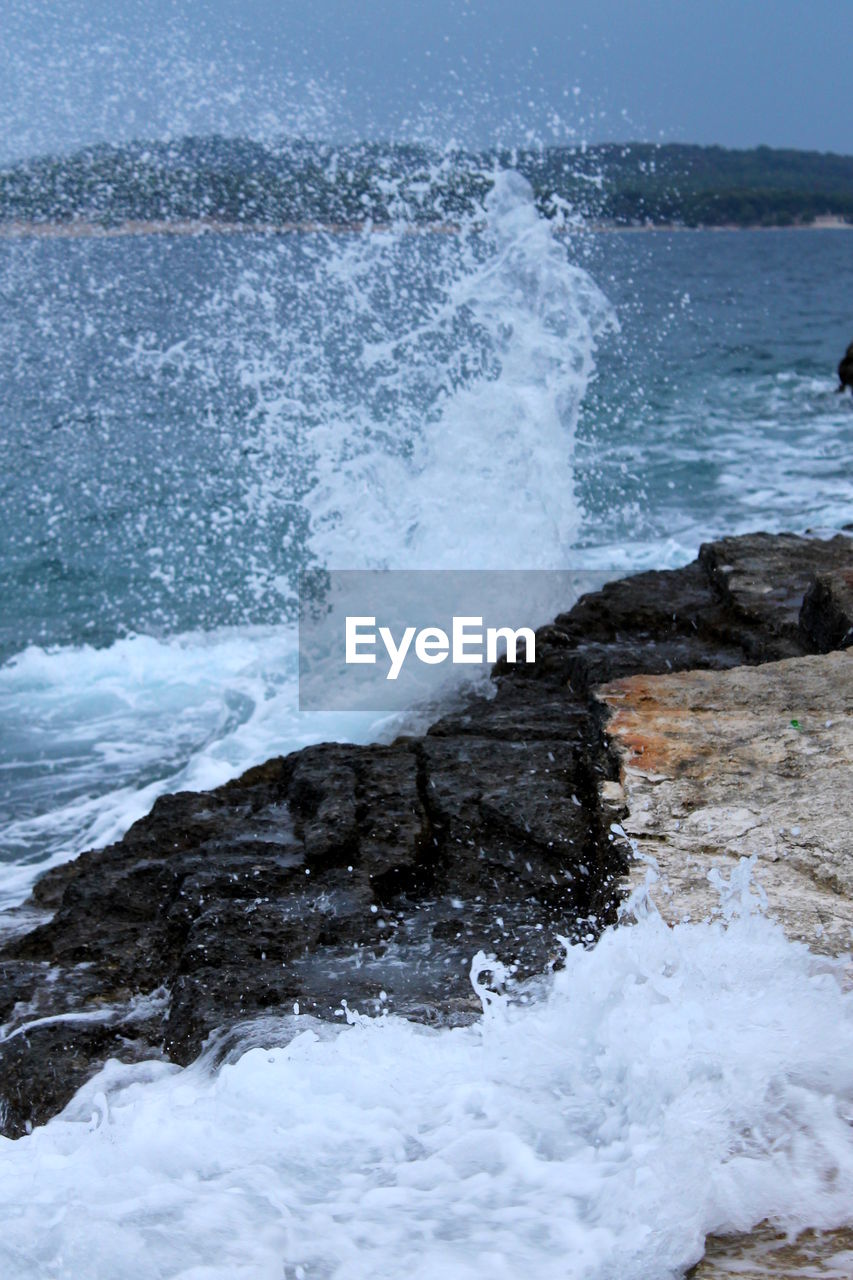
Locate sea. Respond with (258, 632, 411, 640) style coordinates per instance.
(1, 162, 852, 1278)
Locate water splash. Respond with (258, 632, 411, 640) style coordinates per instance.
(154, 163, 615, 579)
(303, 169, 614, 570)
(0, 153, 613, 892)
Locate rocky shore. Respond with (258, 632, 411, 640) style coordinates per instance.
(0, 531, 850, 1142)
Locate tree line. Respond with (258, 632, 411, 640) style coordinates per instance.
(1, 137, 851, 229)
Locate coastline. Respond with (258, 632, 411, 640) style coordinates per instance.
(0, 214, 850, 239)
(1, 529, 850, 1138)
(0, 530, 850, 1278)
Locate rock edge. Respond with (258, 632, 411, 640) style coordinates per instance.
(0, 530, 850, 1138)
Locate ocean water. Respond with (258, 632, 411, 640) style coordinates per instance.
(1, 164, 852, 1277)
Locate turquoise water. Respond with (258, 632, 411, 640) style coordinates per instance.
(2, 226, 850, 662)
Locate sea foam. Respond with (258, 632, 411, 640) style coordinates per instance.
(1, 867, 852, 1280)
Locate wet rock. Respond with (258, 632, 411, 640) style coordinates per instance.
(837, 339, 853, 392)
(800, 567, 853, 652)
(0, 530, 850, 1136)
(698, 531, 851, 657)
(689, 1223, 853, 1279)
(0, 726, 610, 1135)
(499, 532, 851, 687)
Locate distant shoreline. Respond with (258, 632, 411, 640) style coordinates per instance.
(587, 213, 853, 234)
(0, 214, 850, 240)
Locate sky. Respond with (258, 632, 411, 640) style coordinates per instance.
(1, 0, 851, 161)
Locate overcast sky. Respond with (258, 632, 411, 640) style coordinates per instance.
(1, 0, 851, 161)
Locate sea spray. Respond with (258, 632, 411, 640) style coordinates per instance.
(304, 168, 614, 570)
(0, 157, 614, 897)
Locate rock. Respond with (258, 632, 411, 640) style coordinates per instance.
(800, 568, 853, 652)
(595, 547, 853, 1280)
(689, 1224, 853, 1279)
(0, 708, 614, 1136)
(698, 531, 851, 657)
(500, 532, 851, 687)
(598, 650, 853, 954)
(837, 339, 853, 392)
(0, 529, 849, 1137)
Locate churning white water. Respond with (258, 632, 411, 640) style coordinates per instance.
(304, 171, 613, 570)
(0, 626, 398, 911)
(1, 865, 852, 1280)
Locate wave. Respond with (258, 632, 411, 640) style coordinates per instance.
(0, 627, 392, 909)
(0, 163, 615, 899)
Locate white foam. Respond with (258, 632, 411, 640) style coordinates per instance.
(0, 626, 390, 909)
(574, 366, 853, 569)
(1, 873, 852, 1279)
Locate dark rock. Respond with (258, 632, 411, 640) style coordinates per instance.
(698, 531, 852, 655)
(800, 569, 853, 652)
(0, 729, 612, 1135)
(838, 340, 853, 392)
(494, 532, 851, 689)
(0, 530, 850, 1137)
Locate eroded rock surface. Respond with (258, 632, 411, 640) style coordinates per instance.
(689, 1224, 853, 1279)
(0, 530, 850, 1137)
(599, 651, 853, 953)
(0, 695, 615, 1137)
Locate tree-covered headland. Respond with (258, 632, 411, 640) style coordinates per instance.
(1, 137, 851, 229)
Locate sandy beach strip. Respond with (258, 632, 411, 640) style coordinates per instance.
(0, 214, 849, 240)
